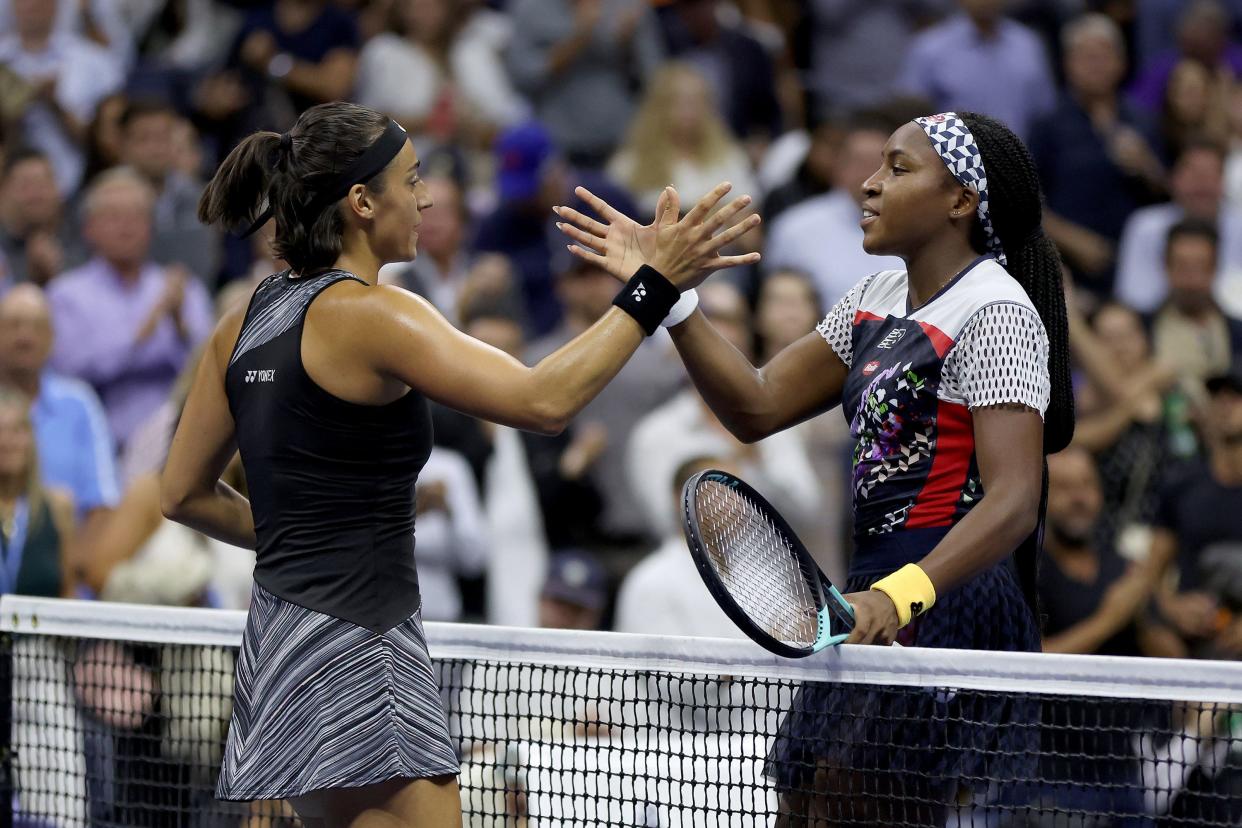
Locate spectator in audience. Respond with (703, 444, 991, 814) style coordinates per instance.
(614, 452, 744, 638)
(523, 257, 684, 555)
(657, 0, 783, 148)
(1040, 446, 1164, 657)
(762, 113, 842, 223)
(382, 175, 482, 323)
(0, 0, 124, 195)
(764, 114, 904, 307)
(1116, 139, 1242, 312)
(1070, 298, 1198, 554)
(118, 99, 220, 285)
(451, 296, 550, 629)
(413, 447, 489, 622)
(506, 0, 663, 168)
(0, 386, 75, 597)
(1131, 1, 1242, 116)
(1030, 13, 1165, 296)
(895, 0, 1056, 141)
(804, 0, 951, 114)
(1149, 366, 1242, 659)
(1158, 58, 1232, 168)
(355, 0, 528, 151)
(473, 121, 639, 336)
(627, 282, 821, 542)
(80, 90, 126, 187)
(538, 549, 608, 630)
(0, 148, 84, 288)
(607, 62, 760, 217)
(1035, 448, 1172, 826)
(0, 284, 118, 530)
(46, 168, 213, 449)
(88, 458, 253, 610)
(1149, 220, 1242, 391)
(1134, 0, 1242, 71)
(193, 0, 360, 152)
(754, 268, 822, 365)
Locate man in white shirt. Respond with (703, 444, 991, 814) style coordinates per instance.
(764, 116, 905, 307)
(1116, 140, 1242, 312)
(615, 453, 745, 639)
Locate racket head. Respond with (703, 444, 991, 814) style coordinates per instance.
(681, 469, 853, 658)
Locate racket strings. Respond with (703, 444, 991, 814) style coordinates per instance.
(696, 480, 820, 648)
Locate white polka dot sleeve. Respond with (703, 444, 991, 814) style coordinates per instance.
(941, 302, 1050, 417)
(815, 274, 876, 369)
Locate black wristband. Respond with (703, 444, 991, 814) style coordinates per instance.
(612, 265, 680, 336)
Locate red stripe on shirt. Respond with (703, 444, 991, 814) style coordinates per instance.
(854, 310, 884, 324)
(906, 400, 973, 529)
(918, 320, 954, 359)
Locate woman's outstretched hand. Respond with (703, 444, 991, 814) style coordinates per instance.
(553, 182, 761, 291)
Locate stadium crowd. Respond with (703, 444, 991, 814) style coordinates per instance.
(0, 0, 1241, 668)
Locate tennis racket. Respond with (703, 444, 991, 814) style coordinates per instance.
(682, 469, 854, 658)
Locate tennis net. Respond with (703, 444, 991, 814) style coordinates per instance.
(3, 594, 1242, 827)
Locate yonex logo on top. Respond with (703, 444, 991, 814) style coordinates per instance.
(245, 369, 277, 383)
(632, 283, 647, 301)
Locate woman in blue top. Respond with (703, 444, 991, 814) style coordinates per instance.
(555, 111, 1075, 825)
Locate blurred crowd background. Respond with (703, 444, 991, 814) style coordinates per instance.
(1, 0, 1241, 667)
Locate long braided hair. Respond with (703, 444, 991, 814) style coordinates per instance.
(958, 112, 1075, 616)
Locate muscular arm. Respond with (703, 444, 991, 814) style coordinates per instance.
(363, 286, 645, 434)
(668, 311, 849, 442)
(160, 309, 256, 549)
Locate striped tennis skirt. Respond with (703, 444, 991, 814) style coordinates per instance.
(216, 582, 460, 801)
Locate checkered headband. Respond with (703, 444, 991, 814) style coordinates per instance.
(914, 112, 1006, 265)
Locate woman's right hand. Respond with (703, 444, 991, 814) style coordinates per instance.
(554, 182, 761, 290)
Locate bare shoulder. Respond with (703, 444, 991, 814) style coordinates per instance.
(210, 301, 249, 366)
(316, 281, 443, 339)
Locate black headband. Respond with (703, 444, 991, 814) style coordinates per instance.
(242, 119, 409, 238)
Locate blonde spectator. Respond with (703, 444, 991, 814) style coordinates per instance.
(355, 0, 528, 148)
(0, 387, 75, 597)
(607, 62, 760, 217)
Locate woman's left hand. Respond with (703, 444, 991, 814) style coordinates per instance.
(843, 591, 901, 646)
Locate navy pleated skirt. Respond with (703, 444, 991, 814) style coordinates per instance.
(216, 583, 460, 801)
(765, 528, 1042, 793)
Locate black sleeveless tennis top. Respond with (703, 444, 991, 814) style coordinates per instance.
(226, 270, 430, 633)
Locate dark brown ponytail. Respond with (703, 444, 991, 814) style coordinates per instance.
(198, 102, 390, 275)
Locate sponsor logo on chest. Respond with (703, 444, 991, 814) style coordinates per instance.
(245, 369, 277, 383)
(877, 327, 906, 349)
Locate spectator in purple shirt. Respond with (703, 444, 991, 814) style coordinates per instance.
(895, 0, 1056, 141)
(1130, 1, 1242, 117)
(45, 168, 213, 450)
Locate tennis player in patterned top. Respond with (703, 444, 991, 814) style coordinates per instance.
(158, 101, 758, 827)
(554, 111, 1074, 824)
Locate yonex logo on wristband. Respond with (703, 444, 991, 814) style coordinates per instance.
(632, 283, 647, 301)
(910, 601, 924, 616)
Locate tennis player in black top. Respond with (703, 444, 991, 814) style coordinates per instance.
(556, 112, 1076, 824)
(159, 101, 758, 827)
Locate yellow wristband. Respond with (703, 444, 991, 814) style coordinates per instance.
(870, 564, 937, 627)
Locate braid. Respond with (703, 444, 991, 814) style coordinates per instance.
(959, 112, 1075, 454)
(958, 113, 1076, 625)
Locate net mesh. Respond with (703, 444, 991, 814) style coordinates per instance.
(5, 596, 1242, 827)
(691, 476, 820, 649)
